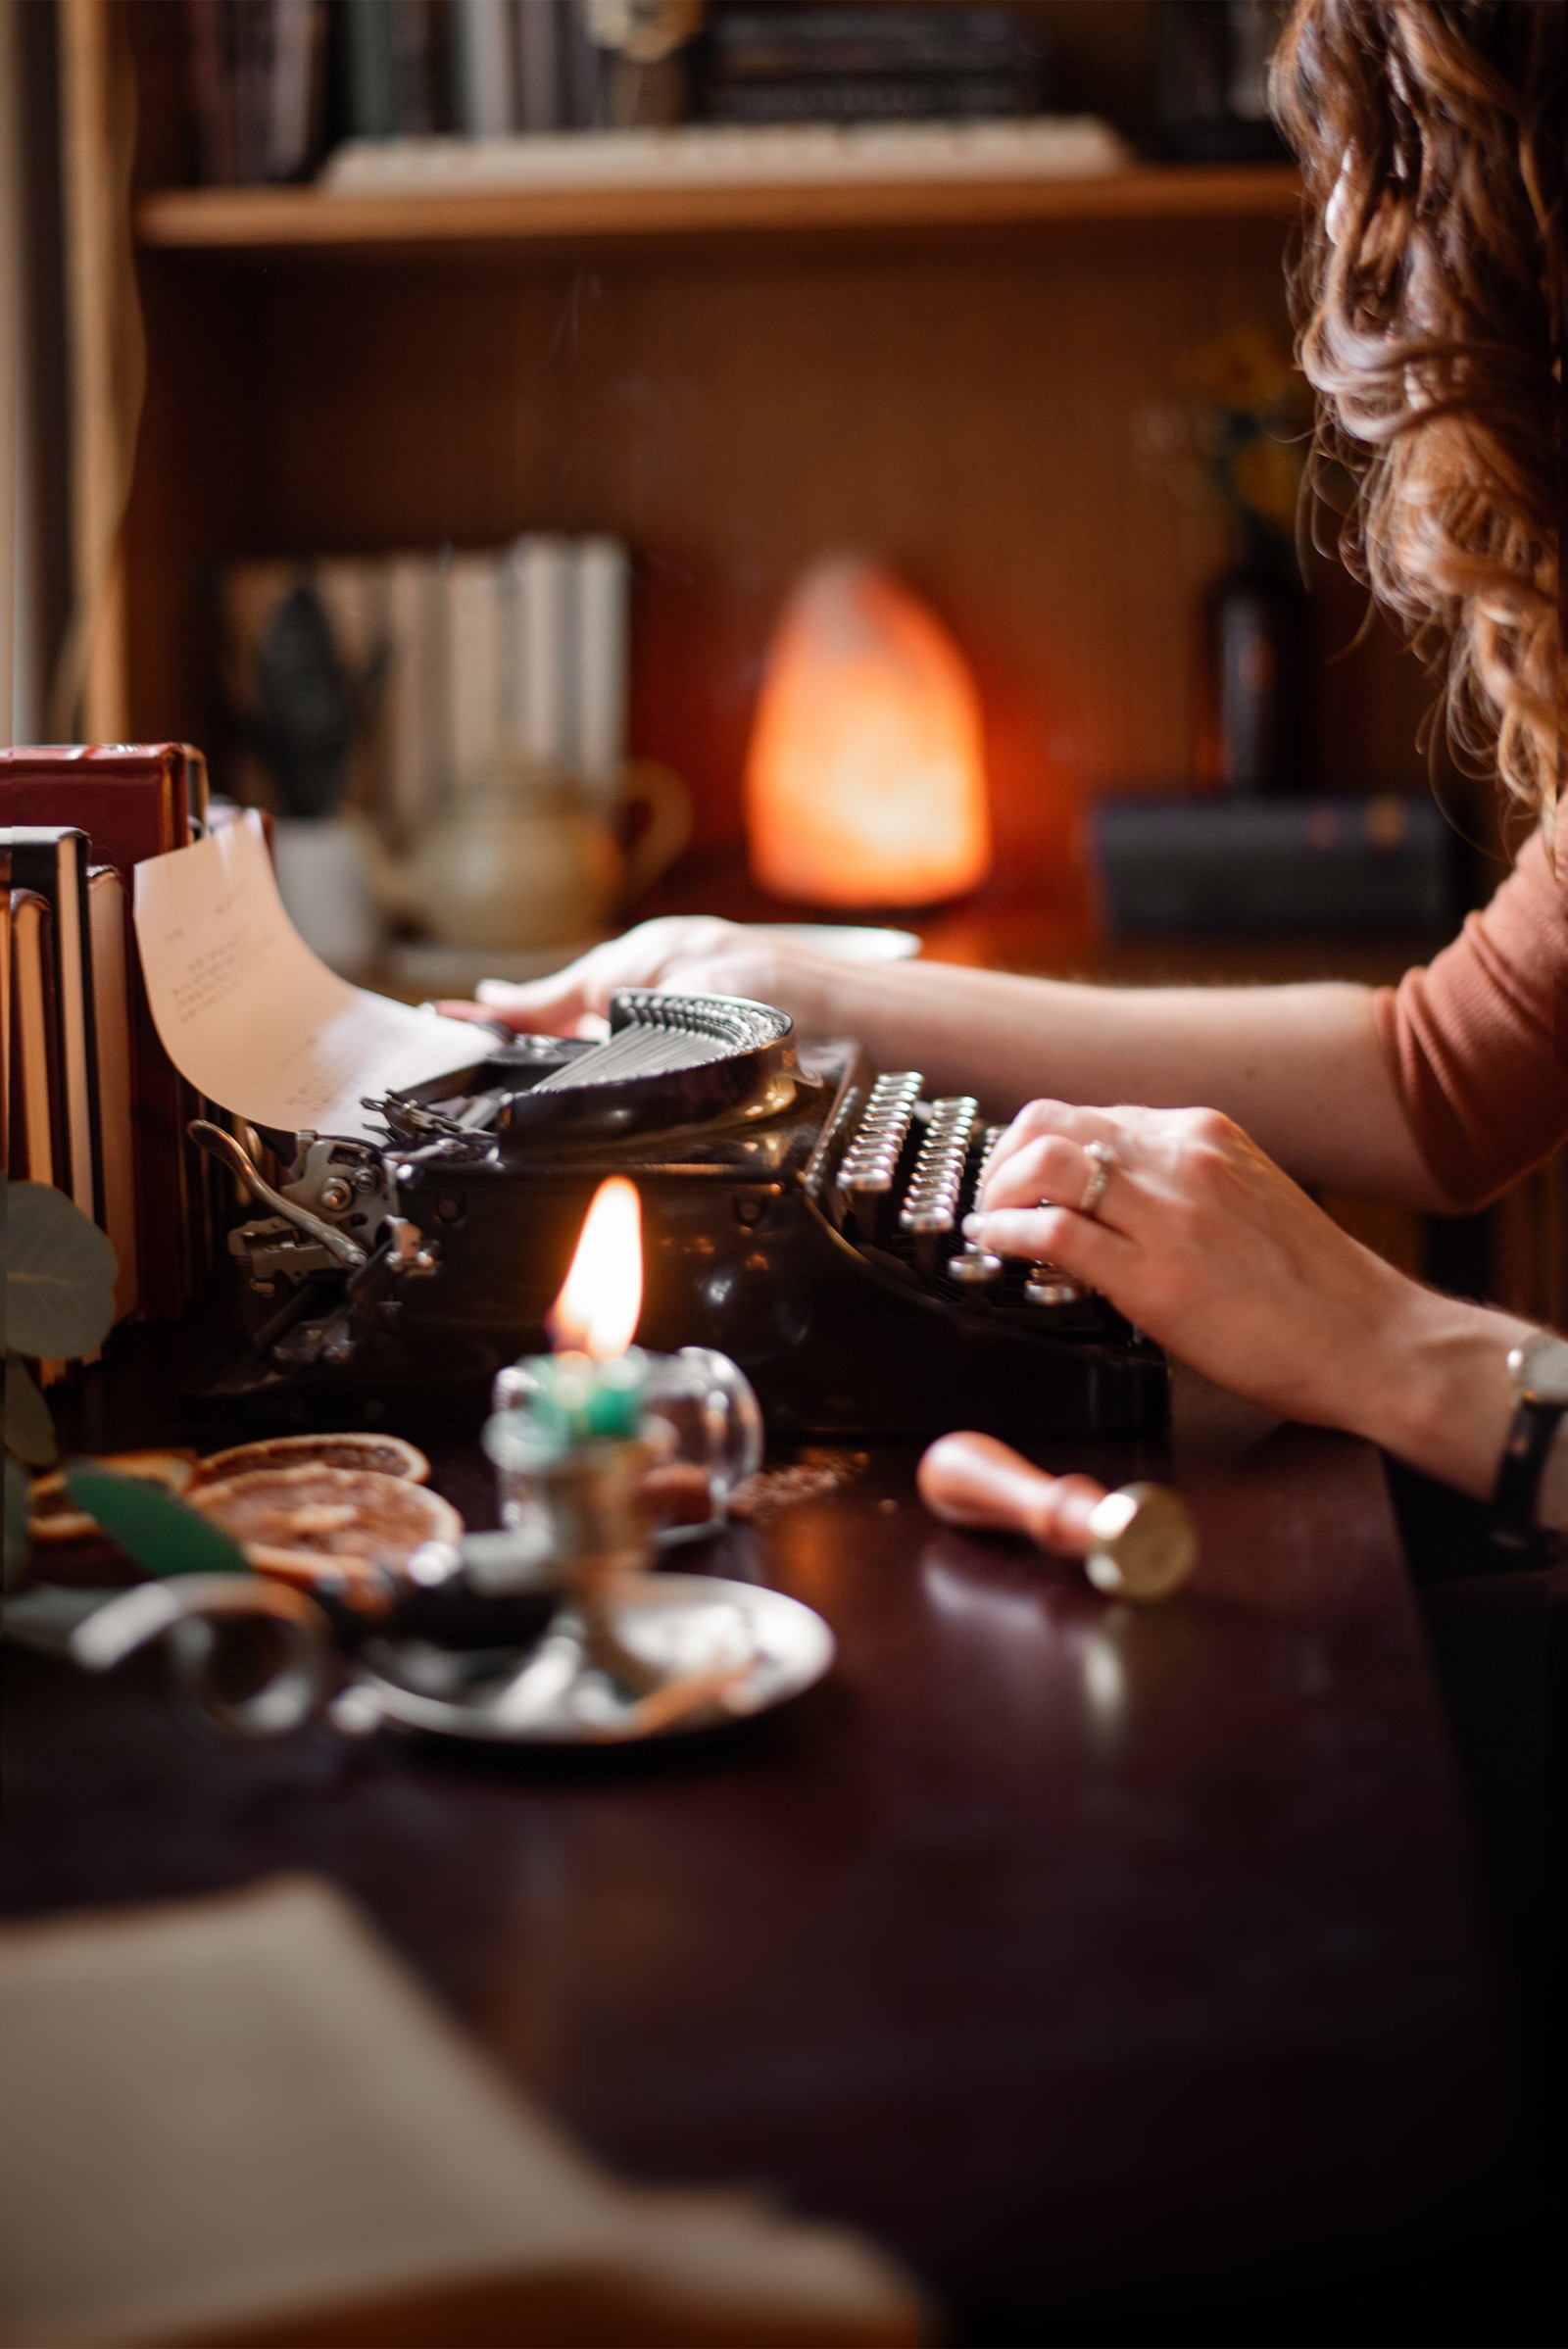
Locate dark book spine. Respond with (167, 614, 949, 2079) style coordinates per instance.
(559, 0, 602, 129)
(343, 0, 396, 136)
(710, 11, 1046, 79)
(186, 0, 239, 183)
(1, 843, 9, 1179)
(710, 74, 1042, 126)
(7, 830, 102, 1225)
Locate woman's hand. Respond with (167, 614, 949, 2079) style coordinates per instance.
(437, 918, 800, 1039)
(970, 1099, 1520, 1482)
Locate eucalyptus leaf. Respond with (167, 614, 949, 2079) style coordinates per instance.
(4, 1355, 58, 1467)
(6, 1182, 118, 1359)
(64, 1466, 252, 1581)
(3, 1457, 29, 1592)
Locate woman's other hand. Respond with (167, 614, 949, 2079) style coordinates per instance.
(436, 918, 795, 1039)
(970, 1099, 1521, 1489)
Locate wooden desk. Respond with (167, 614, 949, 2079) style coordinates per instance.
(0, 1355, 1512, 2339)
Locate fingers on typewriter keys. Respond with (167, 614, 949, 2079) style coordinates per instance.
(948, 1247, 1004, 1285)
(1025, 1265, 1085, 1309)
(958, 1114, 1093, 1306)
(947, 1122, 1004, 1285)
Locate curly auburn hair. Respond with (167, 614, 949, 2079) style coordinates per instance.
(1270, 0, 1565, 835)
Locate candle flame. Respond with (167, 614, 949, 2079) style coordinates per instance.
(549, 1177, 643, 1360)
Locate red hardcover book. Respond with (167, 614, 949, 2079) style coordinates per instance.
(1, 746, 212, 1317)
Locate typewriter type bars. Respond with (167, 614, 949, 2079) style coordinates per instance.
(494, 990, 797, 1144)
(527, 993, 751, 1090)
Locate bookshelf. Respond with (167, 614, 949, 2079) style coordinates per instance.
(77, 0, 1436, 886)
(133, 161, 1302, 253)
(47, 0, 1564, 1337)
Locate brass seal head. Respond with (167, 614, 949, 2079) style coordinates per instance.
(1084, 1482, 1199, 1603)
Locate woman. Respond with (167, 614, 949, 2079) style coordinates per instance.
(450, 0, 1566, 1538)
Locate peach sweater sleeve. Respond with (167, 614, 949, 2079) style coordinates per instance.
(1373, 828, 1568, 1209)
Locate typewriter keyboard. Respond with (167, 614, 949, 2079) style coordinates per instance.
(824, 1076, 1096, 1321)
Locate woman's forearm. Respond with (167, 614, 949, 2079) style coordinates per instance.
(1351, 1288, 1537, 1501)
(767, 953, 1449, 1208)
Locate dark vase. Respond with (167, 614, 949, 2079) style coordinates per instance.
(1199, 546, 1315, 796)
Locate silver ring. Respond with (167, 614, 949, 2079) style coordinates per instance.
(1079, 1140, 1115, 1219)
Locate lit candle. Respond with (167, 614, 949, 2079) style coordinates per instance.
(512, 1177, 648, 1449)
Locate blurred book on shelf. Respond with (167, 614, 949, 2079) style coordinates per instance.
(1156, 0, 1290, 164)
(185, 1, 608, 174)
(219, 533, 631, 841)
(336, 0, 603, 142)
(319, 112, 1132, 192)
(217, 536, 643, 979)
(1089, 795, 1461, 936)
(339, 0, 448, 138)
(186, 0, 331, 183)
(178, 3, 1142, 182)
(701, 5, 1052, 124)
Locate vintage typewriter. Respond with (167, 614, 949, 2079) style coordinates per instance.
(192, 989, 1168, 1439)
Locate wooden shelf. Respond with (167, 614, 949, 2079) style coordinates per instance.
(134, 161, 1300, 254)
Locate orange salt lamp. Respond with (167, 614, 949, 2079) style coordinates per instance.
(744, 556, 992, 906)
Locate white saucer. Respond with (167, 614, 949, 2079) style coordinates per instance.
(762, 923, 921, 962)
(346, 1574, 834, 1745)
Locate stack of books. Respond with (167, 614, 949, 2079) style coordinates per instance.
(184, 0, 609, 173)
(186, 0, 332, 183)
(1088, 794, 1461, 935)
(220, 534, 630, 841)
(184, 4, 1070, 182)
(342, 0, 605, 141)
(704, 6, 1052, 125)
(4, 748, 219, 1351)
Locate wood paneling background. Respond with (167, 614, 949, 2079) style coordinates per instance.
(127, 221, 1441, 912)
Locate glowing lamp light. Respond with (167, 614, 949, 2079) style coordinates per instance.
(744, 555, 992, 907)
(549, 1176, 643, 1361)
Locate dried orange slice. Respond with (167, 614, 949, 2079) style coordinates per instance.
(29, 1450, 198, 1546)
(190, 1432, 430, 1488)
(188, 1464, 461, 1593)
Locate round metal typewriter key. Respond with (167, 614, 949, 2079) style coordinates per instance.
(1025, 1266, 1085, 1309)
(948, 1248, 1004, 1285)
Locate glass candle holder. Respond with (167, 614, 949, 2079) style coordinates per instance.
(491, 1346, 763, 1546)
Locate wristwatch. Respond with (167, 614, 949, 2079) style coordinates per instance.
(1492, 1331, 1568, 1551)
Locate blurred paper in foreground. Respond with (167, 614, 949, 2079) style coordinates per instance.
(0, 1877, 919, 2347)
(132, 814, 482, 1141)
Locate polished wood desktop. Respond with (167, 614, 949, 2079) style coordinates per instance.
(1, 1345, 1514, 2340)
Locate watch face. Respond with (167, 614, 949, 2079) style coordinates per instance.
(1513, 1333, 1568, 1407)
